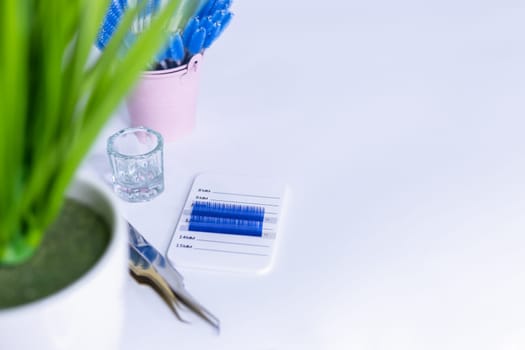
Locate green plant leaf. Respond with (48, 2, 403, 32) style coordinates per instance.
(0, 0, 200, 265)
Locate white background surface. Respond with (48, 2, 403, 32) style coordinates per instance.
(83, 1, 525, 349)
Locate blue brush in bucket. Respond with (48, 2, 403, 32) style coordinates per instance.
(96, 0, 234, 70)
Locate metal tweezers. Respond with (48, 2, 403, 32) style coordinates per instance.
(127, 222, 220, 332)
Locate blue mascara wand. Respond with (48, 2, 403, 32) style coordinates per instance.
(187, 27, 207, 56)
(155, 33, 185, 69)
(182, 17, 200, 47)
(97, 0, 125, 50)
(197, 0, 216, 17)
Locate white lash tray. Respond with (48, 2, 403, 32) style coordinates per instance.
(166, 173, 287, 274)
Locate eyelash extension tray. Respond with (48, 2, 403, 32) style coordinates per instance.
(167, 173, 287, 274)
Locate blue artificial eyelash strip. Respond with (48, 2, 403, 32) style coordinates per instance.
(188, 215, 263, 237)
(198, 0, 216, 17)
(191, 201, 265, 221)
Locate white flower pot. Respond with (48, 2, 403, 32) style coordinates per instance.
(0, 175, 127, 349)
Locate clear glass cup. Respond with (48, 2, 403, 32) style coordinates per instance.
(107, 126, 164, 202)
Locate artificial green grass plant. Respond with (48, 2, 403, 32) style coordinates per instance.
(0, 0, 196, 265)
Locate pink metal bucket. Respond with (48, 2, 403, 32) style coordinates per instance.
(126, 54, 202, 142)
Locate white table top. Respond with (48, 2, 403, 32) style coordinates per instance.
(82, 1, 525, 349)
